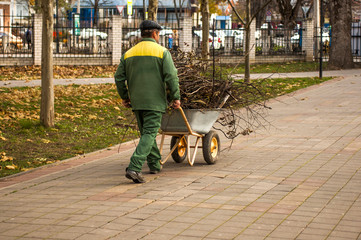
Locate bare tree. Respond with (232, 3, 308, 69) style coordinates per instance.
(227, 0, 272, 82)
(276, 0, 303, 29)
(200, 0, 210, 59)
(40, 0, 54, 128)
(328, 0, 354, 69)
(85, 0, 112, 26)
(174, 0, 186, 28)
(148, 0, 159, 21)
(251, 0, 276, 28)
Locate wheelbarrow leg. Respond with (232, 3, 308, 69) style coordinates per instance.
(159, 133, 166, 155)
(160, 136, 181, 165)
(188, 136, 201, 166)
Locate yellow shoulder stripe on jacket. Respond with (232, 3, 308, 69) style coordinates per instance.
(124, 41, 166, 60)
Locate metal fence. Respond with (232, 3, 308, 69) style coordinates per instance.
(53, 15, 112, 57)
(191, 27, 240, 56)
(255, 28, 304, 56)
(191, 25, 304, 57)
(314, 24, 361, 62)
(0, 15, 33, 57)
(314, 26, 331, 61)
(121, 15, 182, 53)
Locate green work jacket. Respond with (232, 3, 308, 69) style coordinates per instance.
(114, 38, 180, 113)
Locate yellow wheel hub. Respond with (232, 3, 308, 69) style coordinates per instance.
(210, 137, 218, 157)
(178, 137, 187, 157)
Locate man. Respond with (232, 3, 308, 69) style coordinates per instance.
(114, 20, 181, 183)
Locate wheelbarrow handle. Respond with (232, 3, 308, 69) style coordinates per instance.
(177, 106, 194, 135)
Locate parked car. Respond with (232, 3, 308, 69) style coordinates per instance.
(290, 31, 330, 44)
(213, 30, 225, 48)
(0, 32, 23, 49)
(255, 30, 261, 40)
(125, 29, 141, 40)
(79, 28, 108, 40)
(125, 27, 174, 40)
(274, 24, 285, 37)
(193, 30, 222, 50)
(260, 23, 269, 29)
(291, 32, 300, 44)
(223, 29, 244, 45)
(159, 27, 174, 36)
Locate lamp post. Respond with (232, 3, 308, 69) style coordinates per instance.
(56, 0, 59, 53)
(319, 0, 324, 79)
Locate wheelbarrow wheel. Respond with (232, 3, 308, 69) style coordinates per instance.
(170, 136, 187, 163)
(202, 131, 220, 164)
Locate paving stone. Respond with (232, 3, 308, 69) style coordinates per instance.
(1, 73, 361, 240)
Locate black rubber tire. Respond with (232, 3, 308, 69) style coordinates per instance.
(170, 136, 187, 163)
(202, 130, 220, 164)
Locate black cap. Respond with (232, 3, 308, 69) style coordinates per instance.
(139, 20, 162, 31)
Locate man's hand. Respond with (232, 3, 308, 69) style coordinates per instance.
(122, 99, 131, 108)
(172, 100, 181, 109)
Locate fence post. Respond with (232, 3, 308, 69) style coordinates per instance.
(249, 21, 256, 63)
(33, 14, 43, 66)
(179, 17, 192, 52)
(303, 19, 314, 62)
(224, 36, 233, 54)
(111, 15, 122, 65)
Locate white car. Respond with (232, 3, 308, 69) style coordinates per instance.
(125, 27, 173, 40)
(125, 29, 141, 40)
(79, 28, 108, 40)
(193, 30, 222, 50)
(291, 32, 300, 44)
(223, 29, 244, 45)
(255, 30, 260, 40)
(290, 31, 330, 44)
(159, 28, 173, 36)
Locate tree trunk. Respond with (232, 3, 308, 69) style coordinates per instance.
(252, 0, 268, 28)
(40, 0, 54, 128)
(244, 0, 251, 83)
(174, 0, 180, 28)
(148, 0, 158, 21)
(93, 0, 98, 27)
(328, 0, 354, 69)
(200, 0, 209, 59)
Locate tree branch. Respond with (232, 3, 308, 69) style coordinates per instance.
(226, 0, 245, 26)
(249, 0, 273, 27)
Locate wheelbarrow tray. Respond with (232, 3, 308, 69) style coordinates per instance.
(161, 109, 220, 134)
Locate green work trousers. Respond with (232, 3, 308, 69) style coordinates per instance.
(128, 110, 162, 172)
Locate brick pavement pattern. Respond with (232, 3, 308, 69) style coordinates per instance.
(0, 74, 361, 239)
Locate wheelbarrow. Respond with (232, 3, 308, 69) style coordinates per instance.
(159, 107, 221, 166)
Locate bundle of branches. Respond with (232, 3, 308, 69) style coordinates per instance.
(172, 49, 270, 139)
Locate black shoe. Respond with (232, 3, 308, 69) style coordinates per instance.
(149, 165, 163, 174)
(125, 169, 145, 183)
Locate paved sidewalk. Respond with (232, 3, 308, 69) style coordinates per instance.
(0, 73, 361, 240)
(1, 68, 361, 88)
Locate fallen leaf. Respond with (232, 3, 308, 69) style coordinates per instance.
(1, 156, 13, 162)
(0, 136, 6, 141)
(41, 139, 51, 144)
(5, 165, 17, 170)
(117, 116, 126, 121)
(89, 115, 97, 120)
(21, 168, 33, 172)
(35, 158, 47, 162)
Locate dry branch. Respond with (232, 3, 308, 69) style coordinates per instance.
(172, 49, 270, 139)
